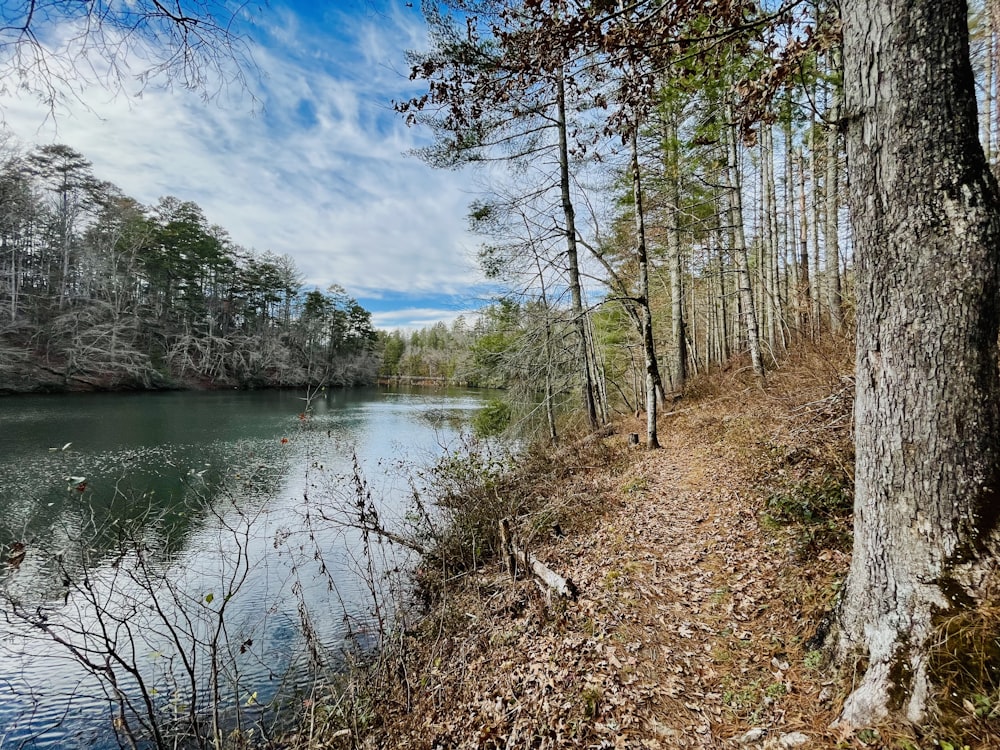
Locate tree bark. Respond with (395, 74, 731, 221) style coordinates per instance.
(724, 111, 765, 383)
(810, 103, 823, 337)
(796, 147, 811, 335)
(984, 5, 994, 165)
(555, 70, 599, 429)
(835, 0, 1000, 727)
(825, 47, 844, 334)
(631, 130, 660, 449)
(664, 107, 687, 392)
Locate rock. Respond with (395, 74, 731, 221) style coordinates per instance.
(734, 727, 766, 744)
(778, 732, 810, 748)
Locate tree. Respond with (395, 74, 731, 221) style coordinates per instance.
(401, 1, 605, 429)
(833, 0, 1000, 727)
(0, 0, 256, 107)
(0, 148, 38, 324)
(27, 144, 101, 309)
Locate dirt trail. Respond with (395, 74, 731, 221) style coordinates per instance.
(373, 404, 850, 749)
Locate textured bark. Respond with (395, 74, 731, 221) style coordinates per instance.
(825, 48, 844, 334)
(836, 0, 1000, 727)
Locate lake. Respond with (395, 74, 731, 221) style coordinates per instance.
(0, 386, 487, 749)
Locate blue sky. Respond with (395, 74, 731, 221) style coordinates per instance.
(0, 1, 489, 331)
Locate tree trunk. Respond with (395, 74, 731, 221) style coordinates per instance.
(993, 0, 1000, 175)
(724, 113, 765, 383)
(810, 106, 823, 337)
(835, 0, 1000, 727)
(631, 130, 660, 449)
(784, 102, 799, 340)
(984, 5, 994, 165)
(555, 70, 599, 429)
(825, 47, 844, 333)
(761, 129, 776, 355)
(717, 238, 729, 361)
(664, 108, 687, 392)
(796, 147, 811, 335)
(765, 125, 783, 353)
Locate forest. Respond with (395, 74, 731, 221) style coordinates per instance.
(3, 0, 1000, 743)
(0, 141, 379, 393)
(383, 0, 855, 445)
(382, 0, 1000, 733)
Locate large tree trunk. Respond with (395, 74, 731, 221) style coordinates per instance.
(835, 0, 1000, 727)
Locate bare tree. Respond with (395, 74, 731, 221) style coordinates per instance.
(0, 0, 257, 108)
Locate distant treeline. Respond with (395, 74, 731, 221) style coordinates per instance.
(0, 139, 378, 393)
(379, 299, 586, 402)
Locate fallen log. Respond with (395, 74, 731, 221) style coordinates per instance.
(499, 519, 578, 599)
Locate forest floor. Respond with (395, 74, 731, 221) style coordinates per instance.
(301, 338, 999, 750)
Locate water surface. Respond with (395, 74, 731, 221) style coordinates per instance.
(0, 386, 484, 749)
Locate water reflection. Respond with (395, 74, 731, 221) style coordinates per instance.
(0, 387, 484, 749)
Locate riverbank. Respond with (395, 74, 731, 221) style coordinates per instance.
(0, 360, 377, 395)
(377, 375, 473, 388)
(287, 338, 1000, 750)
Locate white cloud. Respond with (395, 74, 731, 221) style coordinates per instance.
(371, 307, 481, 333)
(0, 1, 485, 306)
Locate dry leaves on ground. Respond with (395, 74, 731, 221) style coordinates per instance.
(364, 391, 854, 749)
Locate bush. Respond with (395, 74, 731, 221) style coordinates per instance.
(765, 474, 852, 525)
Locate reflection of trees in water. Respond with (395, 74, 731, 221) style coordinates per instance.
(0, 443, 410, 749)
(0, 390, 483, 748)
(0, 437, 290, 594)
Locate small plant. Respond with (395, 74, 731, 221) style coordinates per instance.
(620, 475, 649, 494)
(765, 474, 852, 525)
(723, 679, 769, 722)
(856, 727, 880, 745)
(580, 686, 602, 719)
(804, 649, 824, 670)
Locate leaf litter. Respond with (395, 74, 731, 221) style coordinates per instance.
(346, 368, 863, 750)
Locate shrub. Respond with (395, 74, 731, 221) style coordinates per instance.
(765, 474, 852, 525)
